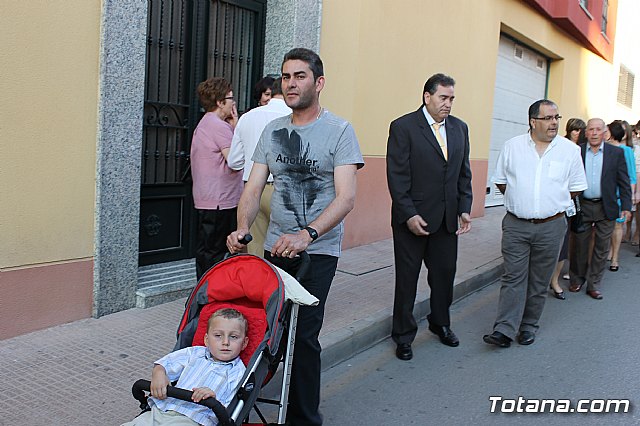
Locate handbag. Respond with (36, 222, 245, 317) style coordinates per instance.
(570, 196, 588, 233)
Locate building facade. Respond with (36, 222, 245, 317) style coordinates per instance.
(2, 0, 638, 339)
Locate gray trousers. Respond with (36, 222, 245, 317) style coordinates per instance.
(493, 213, 567, 340)
(569, 199, 615, 291)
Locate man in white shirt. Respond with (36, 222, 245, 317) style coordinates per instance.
(227, 78, 291, 256)
(483, 100, 587, 348)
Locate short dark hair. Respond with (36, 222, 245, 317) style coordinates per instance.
(282, 48, 324, 81)
(422, 73, 455, 106)
(197, 77, 232, 111)
(423, 73, 455, 95)
(271, 76, 283, 96)
(608, 120, 626, 143)
(253, 76, 275, 103)
(528, 99, 557, 130)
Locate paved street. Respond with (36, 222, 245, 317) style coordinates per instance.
(319, 243, 640, 426)
(1, 206, 638, 425)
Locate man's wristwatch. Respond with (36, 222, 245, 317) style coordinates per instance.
(303, 226, 319, 242)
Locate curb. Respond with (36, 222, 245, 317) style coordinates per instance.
(319, 258, 504, 370)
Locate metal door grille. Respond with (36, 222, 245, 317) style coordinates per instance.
(140, 0, 266, 265)
(143, 0, 190, 185)
(208, 1, 256, 113)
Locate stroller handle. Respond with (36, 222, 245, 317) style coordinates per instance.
(295, 251, 311, 282)
(223, 234, 253, 261)
(131, 379, 235, 426)
(231, 232, 310, 281)
(238, 234, 253, 245)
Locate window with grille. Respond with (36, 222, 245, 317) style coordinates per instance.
(601, 0, 609, 34)
(617, 65, 635, 109)
(139, 0, 266, 265)
(142, 0, 265, 186)
(207, 1, 261, 114)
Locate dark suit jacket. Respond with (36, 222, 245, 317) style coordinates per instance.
(579, 142, 632, 220)
(386, 107, 473, 234)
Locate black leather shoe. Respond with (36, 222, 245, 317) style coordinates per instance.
(550, 285, 566, 300)
(428, 324, 460, 347)
(483, 331, 511, 348)
(395, 343, 413, 360)
(517, 331, 535, 345)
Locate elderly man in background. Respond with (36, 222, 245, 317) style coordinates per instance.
(569, 118, 632, 299)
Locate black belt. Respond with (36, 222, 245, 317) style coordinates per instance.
(583, 198, 601, 202)
(509, 211, 564, 224)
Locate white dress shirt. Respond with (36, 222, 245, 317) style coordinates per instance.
(492, 133, 588, 219)
(227, 98, 292, 181)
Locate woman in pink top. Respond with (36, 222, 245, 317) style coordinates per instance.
(190, 77, 242, 279)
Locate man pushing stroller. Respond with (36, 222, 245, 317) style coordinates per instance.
(227, 47, 363, 425)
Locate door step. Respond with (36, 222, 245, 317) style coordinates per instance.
(137, 259, 197, 308)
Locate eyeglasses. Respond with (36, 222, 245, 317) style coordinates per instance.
(224, 96, 235, 101)
(532, 115, 562, 121)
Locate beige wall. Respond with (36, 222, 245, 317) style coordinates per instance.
(318, 0, 635, 163)
(319, 0, 508, 160)
(0, 1, 101, 270)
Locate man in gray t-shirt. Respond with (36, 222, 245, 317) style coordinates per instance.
(252, 111, 363, 257)
(227, 48, 363, 426)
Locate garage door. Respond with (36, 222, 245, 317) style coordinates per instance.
(485, 35, 548, 206)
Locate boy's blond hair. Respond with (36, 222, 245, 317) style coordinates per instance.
(207, 308, 248, 336)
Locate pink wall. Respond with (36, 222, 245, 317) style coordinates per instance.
(0, 260, 93, 340)
(343, 157, 391, 249)
(343, 157, 488, 249)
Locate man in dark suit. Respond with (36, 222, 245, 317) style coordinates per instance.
(386, 73, 473, 360)
(569, 118, 632, 299)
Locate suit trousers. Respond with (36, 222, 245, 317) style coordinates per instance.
(493, 213, 566, 340)
(265, 252, 338, 426)
(247, 183, 273, 257)
(391, 218, 458, 345)
(570, 199, 615, 291)
(195, 207, 237, 280)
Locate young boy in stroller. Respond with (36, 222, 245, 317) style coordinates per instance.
(127, 253, 318, 425)
(122, 308, 248, 426)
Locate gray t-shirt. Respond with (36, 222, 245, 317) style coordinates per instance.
(252, 110, 364, 256)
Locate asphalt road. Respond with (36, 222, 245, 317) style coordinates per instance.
(318, 244, 640, 426)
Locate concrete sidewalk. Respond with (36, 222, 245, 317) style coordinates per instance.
(0, 207, 505, 425)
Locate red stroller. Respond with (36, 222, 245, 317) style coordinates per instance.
(131, 253, 317, 425)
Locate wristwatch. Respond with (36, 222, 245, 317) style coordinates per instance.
(303, 226, 319, 242)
